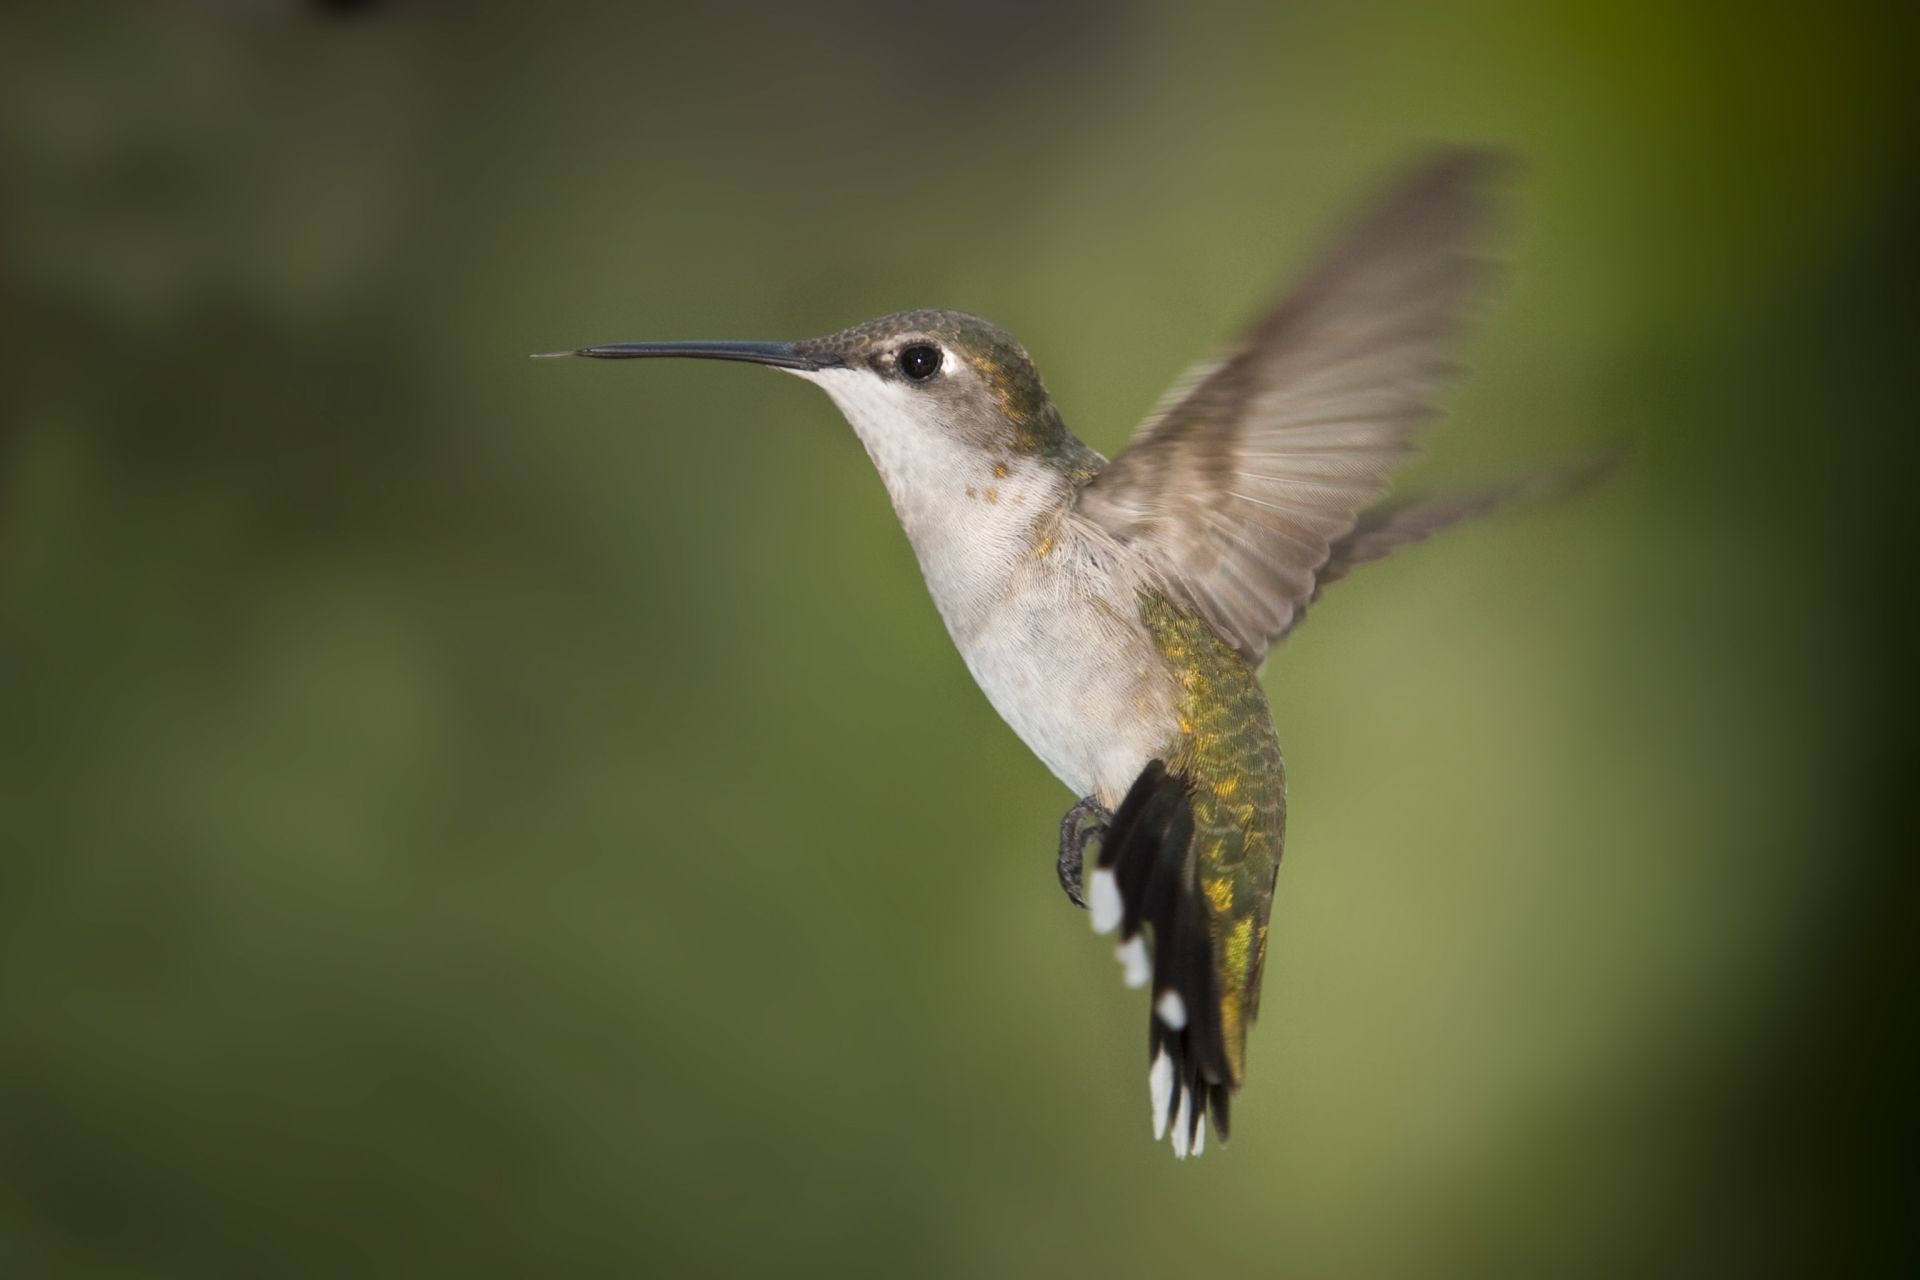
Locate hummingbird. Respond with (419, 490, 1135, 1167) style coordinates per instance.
(541, 151, 1530, 1158)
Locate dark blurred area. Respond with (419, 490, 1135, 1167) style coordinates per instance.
(1, 2, 1912, 1276)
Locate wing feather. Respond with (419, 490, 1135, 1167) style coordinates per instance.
(1075, 149, 1508, 658)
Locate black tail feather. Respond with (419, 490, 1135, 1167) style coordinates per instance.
(1092, 759, 1233, 1158)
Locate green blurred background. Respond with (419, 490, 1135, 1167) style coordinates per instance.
(2, 2, 1910, 1275)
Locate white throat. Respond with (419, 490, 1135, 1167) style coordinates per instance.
(801, 368, 1067, 639)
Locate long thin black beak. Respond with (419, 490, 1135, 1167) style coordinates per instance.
(531, 340, 841, 371)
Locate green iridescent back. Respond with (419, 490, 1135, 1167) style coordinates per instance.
(1140, 592, 1287, 1084)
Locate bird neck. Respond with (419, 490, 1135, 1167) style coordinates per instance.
(813, 376, 1082, 635)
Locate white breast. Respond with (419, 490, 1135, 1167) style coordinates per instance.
(806, 368, 1180, 804)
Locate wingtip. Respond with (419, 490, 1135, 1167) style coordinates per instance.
(1408, 142, 1524, 191)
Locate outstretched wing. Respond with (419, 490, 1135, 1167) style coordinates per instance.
(1074, 150, 1507, 659)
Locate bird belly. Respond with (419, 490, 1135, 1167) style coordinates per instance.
(950, 568, 1181, 807)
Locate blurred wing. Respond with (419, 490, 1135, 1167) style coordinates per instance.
(1075, 149, 1507, 659)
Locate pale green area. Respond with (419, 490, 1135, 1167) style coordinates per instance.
(1, 3, 1905, 1276)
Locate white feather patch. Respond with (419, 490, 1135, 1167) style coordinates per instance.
(1088, 869, 1123, 935)
(1149, 1048, 1174, 1140)
(1155, 989, 1188, 1030)
(1115, 936, 1150, 988)
(1171, 1087, 1192, 1159)
(1193, 1110, 1206, 1157)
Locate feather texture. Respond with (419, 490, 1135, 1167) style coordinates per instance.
(1074, 149, 1508, 659)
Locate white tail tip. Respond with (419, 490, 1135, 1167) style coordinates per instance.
(1088, 869, 1123, 934)
(1149, 1048, 1174, 1140)
(1170, 1087, 1193, 1159)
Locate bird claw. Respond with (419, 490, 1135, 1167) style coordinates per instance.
(1057, 795, 1112, 909)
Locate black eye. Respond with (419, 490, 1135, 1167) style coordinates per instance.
(898, 344, 942, 381)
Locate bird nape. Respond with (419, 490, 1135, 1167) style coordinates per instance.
(543, 148, 1565, 1158)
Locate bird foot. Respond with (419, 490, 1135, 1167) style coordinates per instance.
(1057, 795, 1112, 909)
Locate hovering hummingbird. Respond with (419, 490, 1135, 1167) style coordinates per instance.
(542, 151, 1538, 1158)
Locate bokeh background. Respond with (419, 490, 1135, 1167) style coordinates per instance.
(2, 2, 1911, 1276)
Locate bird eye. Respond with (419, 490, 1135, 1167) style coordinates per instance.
(897, 344, 942, 381)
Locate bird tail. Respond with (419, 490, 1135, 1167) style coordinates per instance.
(1087, 759, 1234, 1159)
